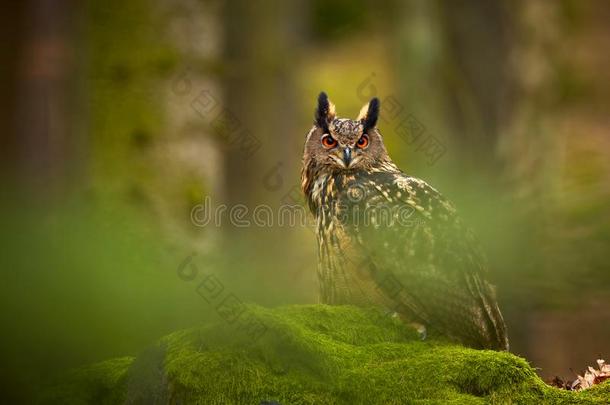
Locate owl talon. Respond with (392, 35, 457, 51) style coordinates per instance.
(409, 322, 427, 340)
(389, 313, 427, 340)
(389, 311, 400, 318)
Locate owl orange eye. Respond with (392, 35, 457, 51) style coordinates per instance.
(356, 134, 369, 149)
(321, 135, 337, 149)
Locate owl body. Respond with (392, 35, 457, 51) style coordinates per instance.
(301, 92, 508, 350)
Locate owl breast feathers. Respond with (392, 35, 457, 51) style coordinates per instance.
(301, 92, 508, 350)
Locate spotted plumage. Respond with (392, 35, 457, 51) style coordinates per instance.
(301, 92, 509, 350)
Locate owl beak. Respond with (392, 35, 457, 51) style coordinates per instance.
(342, 147, 352, 167)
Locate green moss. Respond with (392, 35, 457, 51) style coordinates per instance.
(41, 305, 610, 404)
(38, 357, 133, 405)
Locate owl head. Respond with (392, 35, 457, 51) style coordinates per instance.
(302, 92, 391, 173)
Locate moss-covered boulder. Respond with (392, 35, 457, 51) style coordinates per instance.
(40, 305, 609, 404)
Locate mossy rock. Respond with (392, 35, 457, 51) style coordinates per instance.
(39, 305, 609, 404)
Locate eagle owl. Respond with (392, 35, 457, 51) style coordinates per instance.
(301, 92, 508, 350)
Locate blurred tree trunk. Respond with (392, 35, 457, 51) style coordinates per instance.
(393, 0, 447, 175)
(0, 2, 83, 402)
(220, 0, 315, 303)
(0, 3, 24, 179)
(440, 1, 514, 172)
(221, 0, 304, 208)
(1, 0, 81, 196)
(394, 0, 513, 174)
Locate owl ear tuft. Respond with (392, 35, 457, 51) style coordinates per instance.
(315, 91, 336, 131)
(358, 98, 380, 132)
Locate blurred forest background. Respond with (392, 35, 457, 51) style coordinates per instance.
(1, 0, 609, 402)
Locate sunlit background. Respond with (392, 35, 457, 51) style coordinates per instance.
(1, 0, 609, 402)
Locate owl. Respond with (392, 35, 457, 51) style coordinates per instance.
(301, 92, 509, 350)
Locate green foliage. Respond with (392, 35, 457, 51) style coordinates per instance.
(40, 305, 609, 404)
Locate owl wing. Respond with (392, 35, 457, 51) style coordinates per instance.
(340, 171, 508, 350)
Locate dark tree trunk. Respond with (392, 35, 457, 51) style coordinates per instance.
(5, 0, 81, 196)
